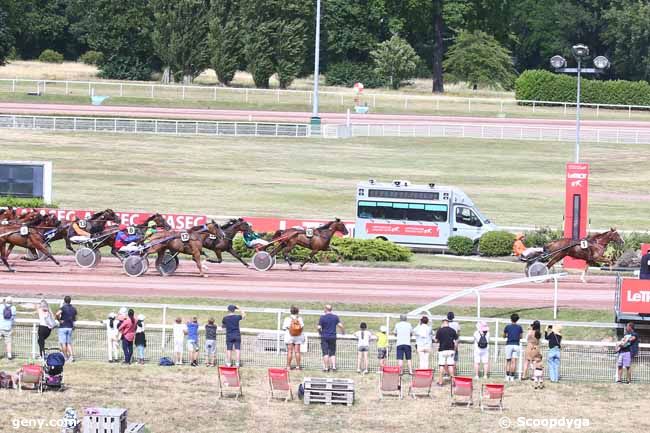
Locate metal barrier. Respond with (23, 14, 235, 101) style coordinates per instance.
(0, 115, 309, 138)
(323, 123, 650, 144)
(5, 320, 649, 383)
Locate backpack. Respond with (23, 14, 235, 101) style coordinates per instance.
(159, 357, 175, 366)
(289, 318, 303, 337)
(477, 331, 488, 349)
(2, 305, 12, 320)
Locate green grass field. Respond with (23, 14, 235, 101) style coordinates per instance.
(2, 130, 648, 229)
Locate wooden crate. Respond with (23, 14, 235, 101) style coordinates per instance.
(303, 377, 354, 406)
(83, 408, 127, 433)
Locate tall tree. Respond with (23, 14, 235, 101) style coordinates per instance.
(604, 0, 650, 81)
(0, 2, 13, 65)
(371, 35, 418, 89)
(208, 0, 242, 85)
(431, 0, 444, 92)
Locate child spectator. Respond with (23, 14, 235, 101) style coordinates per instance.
(473, 321, 490, 379)
(533, 353, 544, 389)
(186, 317, 200, 367)
(104, 312, 120, 363)
(172, 317, 185, 365)
(135, 314, 146, 365)
(376, 325, 389, 370)
(204, 318, 218, 367)
(222, 305, 246, 367)
(354, 322, 373, 374)
(503, 313, 523, 381)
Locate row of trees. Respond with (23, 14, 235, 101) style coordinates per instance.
(1, 0, 649, 91)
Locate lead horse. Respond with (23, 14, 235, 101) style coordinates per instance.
(0, 222, 60, 271)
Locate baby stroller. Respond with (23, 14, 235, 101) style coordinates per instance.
(42, 349, 66, 391)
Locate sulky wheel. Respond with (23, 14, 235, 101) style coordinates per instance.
(123, 255, 147, 277)
(526, 261, 549, 280)
(157, 253, 179, 276)
(252, 251, 274, 272)
(75, 247, 100, 268)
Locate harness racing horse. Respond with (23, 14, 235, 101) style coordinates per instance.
(0, 222, 60, 271)
(544, 228, 624, 283)
(269, 218, 349, 269)
(146, 221, 221, 277)
(201, 218, 251, 267)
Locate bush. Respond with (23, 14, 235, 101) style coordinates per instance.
(447, 236, 474, 256)
(38, 49, 64, 64)
(0, 196, 57, 208)
(622, 232, 650, 252)
(232, 235, 412, 263)
(523, 227, 564, 248)
(325, 61, 387, 88)
(79, 51, 104, 65)
(515, 69, 650, 106)
(479, 231, 515, 257)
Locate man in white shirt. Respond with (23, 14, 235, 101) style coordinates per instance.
(394, 314, 413, 374)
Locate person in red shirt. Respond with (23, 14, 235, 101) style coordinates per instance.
(118, 309, 137, 364)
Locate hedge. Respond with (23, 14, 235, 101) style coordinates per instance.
(38, 49, 64, 64)
(79, 51, 104, 66)
(515, 69, 650, 106)
(523, 227, 564, 248)
(0, 196, 57, 208)
(325, 61, 387, 88)
(231, 235, 412, 263)
(447, 236, 474, 256)
(479, 231, 515, 257)
(622, 232, 650, 252)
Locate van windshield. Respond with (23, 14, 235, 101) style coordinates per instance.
(357, 201, 448, 222)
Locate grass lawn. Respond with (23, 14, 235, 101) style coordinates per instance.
(0, 361, 646, 433)
(1, 130, 649, 229)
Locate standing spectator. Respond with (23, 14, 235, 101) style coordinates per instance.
(640, 249, 650, 280)
(473, 321, 490, 379)
(318, 304, 344, 372)
(204, 318, 218, 367)
(223, 305, 246, 367)
(172, 317, 185, 365)
(135, 314, 146, 365)
(35, 299, 56, 359)
(434, 319, 458, 386)
(0, 297, 16, 360)
(282, 306, 304, 370)
(447, 312, 461, 363)
(104, 312, 120, 363)
(503, 313, 523, 381)
(545, 324, 562, 383)
(522, 320, 542, 380)
(56, 296, 77, 362)
(394, 314, 413, 375)
(616, 322, 639, 384)
(186, 317, 200, 367)
(413, 316, 433, 369)
(354, 322, 373, 374)
(376, 325, 389, 370)
(118, 309, 137, 364)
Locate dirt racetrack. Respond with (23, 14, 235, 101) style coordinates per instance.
(0, 256, 615, 309)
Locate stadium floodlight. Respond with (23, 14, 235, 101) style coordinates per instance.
(593, 56, 610, 70)
(572, 44, 589, 60)
(550, 55, 567, 69)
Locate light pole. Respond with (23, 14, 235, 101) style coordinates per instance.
(550, 45, 610, 163)
(310, 0, 322, 134)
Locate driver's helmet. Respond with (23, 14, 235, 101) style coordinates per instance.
(147, 220, 156, 228)
(119, 224, 127, 231)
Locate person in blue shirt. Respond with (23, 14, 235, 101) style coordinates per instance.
(318, 304, 345, 372)
(222, 305, 246, 367)
(503, 313, 523, 381)
(185, 317, 200, 367)
(114, 224, 142, 254)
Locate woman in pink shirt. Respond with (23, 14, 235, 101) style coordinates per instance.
(118, 309, 137, 364)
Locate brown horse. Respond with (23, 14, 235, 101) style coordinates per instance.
(0, 222, 60, 271)
(147, 221, 221, 277)
(269, 219, 349, 269)
(201, 218, 251, 267)
(544, 228, 624, 282)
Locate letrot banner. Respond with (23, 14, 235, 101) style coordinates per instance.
(619, 278, 650, 315)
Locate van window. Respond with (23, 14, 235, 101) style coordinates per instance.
(358, 201, 448, 222)
(455, 207, 482, 227)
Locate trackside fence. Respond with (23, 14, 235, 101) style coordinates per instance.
(0, 115, 309, 138)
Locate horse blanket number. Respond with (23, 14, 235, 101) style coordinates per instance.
(78, 219, 87, 229)
(580, 240, 589, 249)
(305, 228, 314, 238)
(19, 225, 29, 236)
(180, 232, 190, 242)
(127, 226, 136, 235)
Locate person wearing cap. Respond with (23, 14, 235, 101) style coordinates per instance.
(103, 312, 120, 363)
(135, 314, 147, 365)
(0, 296, 17, 360)
(473, 321, 490, 379)
(447, 312, 461, 363)
(223, 305, 246, 367)
(56, 296, 77, 362)
(545, 324, 563, 382)
(394, 314, 414, 375)
(375, 325, 389, 370)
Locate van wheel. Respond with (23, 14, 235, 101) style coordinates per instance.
(376, 237, 388, 241)
(472, 240, 481, 255)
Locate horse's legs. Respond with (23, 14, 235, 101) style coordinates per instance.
(31, 238, 59, 265)
(227, 247, 249, 268)
(545, 253, 565, 270)
(65, 234, 75, 253)
(580, 263, 589, 284)
(0, 243, 15, 272)
(300, 252, 317, 270)
(330, 246, 343, 262)
(192, 249, 207, 277)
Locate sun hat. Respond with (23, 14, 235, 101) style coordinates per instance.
(118, 307, 128, 315)
(137, 314, 145, 321)
(477, 321, 488, 332)
(4, 296, 12, 304)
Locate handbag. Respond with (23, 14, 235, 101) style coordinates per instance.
(45, 312, 58, 329)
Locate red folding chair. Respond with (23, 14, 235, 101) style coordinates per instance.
(268, 368, 293, 402)
(480, 384, 505, 412)
(450, 376, 473, 407)
(218, 366, 242, 399)
(408, 369, 434, 399)
(18, 364, 43, 393)
(379, 366, 402, 400)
